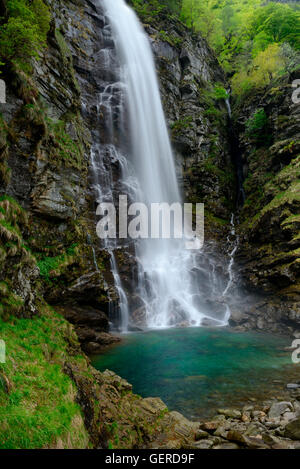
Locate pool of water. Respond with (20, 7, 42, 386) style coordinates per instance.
(92, 328, 297, 419)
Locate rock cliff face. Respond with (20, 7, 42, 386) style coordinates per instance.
(0, 0, 235, 330)
(0, 0, 119, 351)
(231, 73, 300, 334)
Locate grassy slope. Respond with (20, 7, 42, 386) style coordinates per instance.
(0, 309, 90, 449)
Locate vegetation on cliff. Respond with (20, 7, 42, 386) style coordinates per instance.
(0, 0, 50, 71)
(133, 1, 300, 98)
(0, 309, 89, 448)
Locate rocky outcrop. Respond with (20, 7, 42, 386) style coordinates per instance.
(0, 0, 121, 338)
(65, 364, 200, 449)
(57, 304, 121, 353)
(232, 71, 300, 335)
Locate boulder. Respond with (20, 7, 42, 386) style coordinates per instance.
(102, 370, 133, 392)
(200, 420, 223, 432)
(168, 411, 198, 439)
(213, 442, 240, 449)
(192, 439, 214, 449)
(218, 408, 242, 419)
(195, 429, 210, 440)
(284, 418, 300, 440)
(268, 401, 293, 419)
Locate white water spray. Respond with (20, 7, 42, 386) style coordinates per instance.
(101, 0, 231, 330)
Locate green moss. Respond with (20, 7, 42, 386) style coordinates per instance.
(203, 157, 235, 186)
(37, 245, 78, 282)
(0, 309, 89, 449)
(0, 115, 11, 186)
(205, 210, 229, 227)
(203, 106, 223, 122)
(46, 117, 85, 170)
(54, 29, 80, 94)
(0, 196, 39, 320)
(241, 152, 300, 229)
(158, 30, 183, 47)
(245, 108, 271, 147)
(170, 116, 193, 136)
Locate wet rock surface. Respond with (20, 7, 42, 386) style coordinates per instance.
(232, 73, 300, 335)
(57, 305, 120, 352)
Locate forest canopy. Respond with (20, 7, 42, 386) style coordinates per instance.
(132, 0, 300, 97)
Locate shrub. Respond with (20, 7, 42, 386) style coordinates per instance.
(0, 0, 50, 71)
(214, 85, 228, 100)
(246, 108, 270, 146)
(231, 44, 285, 98)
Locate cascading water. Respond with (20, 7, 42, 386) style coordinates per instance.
(222, 214, 239, 297)
(100, 0, 231, 330)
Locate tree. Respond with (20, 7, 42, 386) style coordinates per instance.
(231, 43, 285, 96)
(251, 2, 300, 49)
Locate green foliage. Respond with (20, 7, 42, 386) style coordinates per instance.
(131, 0, 166, 20)
(37, 244, 77, 282)
(0, 0, 50, 71)
(131, 0, 183, 24)
(231, 43, 286, 97)
(170, 116, 193, 135)
(246, 108, 270, 146)
(179, 0, 300, 95)
(0, 311, 88, 448)
(37, 255, 65, 281)
(251, 2, 300, 51)
(214, 85, 228, 100)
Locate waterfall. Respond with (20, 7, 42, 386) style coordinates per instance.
(222, 214, 239, 297)
(100, 0, 231, 330)
(225, 96, 232, 119)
